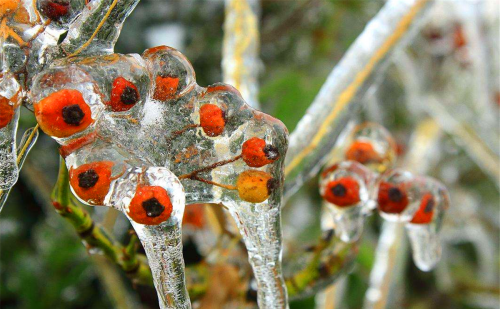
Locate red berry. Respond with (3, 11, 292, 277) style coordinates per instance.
(40, 0, 69, 21)
(345, 141, 380, 164)
(377, 181, 409, 214)
(0, 96, 14, 129)
(35, 89, 93, 138)
(69, 161, 114, 205)
(128, 186, 173, 225)
(410, 193, 435, 224)
(153, 75, 179, 101)
(199, 104, 225, 137)
(241, 137, 279, 167)
(107, 77, 139, 112)
(322, 177, 360, 207)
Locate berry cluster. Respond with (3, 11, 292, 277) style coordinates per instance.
(319, 123, 449, 271)
(30, 46, 287, 226)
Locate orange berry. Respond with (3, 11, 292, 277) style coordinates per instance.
(199, 104, 225, 137)
(107, 77, 139, 112)
(345, 141, 380, 164)
(128, 186, 173, 225)
(153, 75, 179, 101)
(35, 89, 93, 138)
(377, 182, 409, 214)
(322, 177, 360, 207)
(241, 137, 279, 167)
(183, 204, 205, 229)
(237, 170, 277, 203)
(410, 193, 435, 224)
(69, 161, 114, 205)
(0, 96, 14, 129)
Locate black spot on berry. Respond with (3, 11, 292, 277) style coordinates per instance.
(424, 197, 435, 213)
(331, 183, 346, 197)
(388, 187, 404, 202)
(142, 198, 165, 218)
(62, 104, 85, 126)
(120, 86, 139, 105)
(78, 169, 99, 188)
(264, 145, 279, 161)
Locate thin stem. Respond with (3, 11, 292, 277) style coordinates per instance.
(178, 155, 242, 180)
(190, 175, 237, 191)
(68, 0, 119, 57)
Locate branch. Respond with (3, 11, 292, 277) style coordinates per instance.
(283, 0, 432, 199)
(51, 157, 153, 286)
(223, 0, 261, 109)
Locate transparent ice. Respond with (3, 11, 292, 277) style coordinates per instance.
(2, 1, 289, 307)
(375, 169, 421, 222)
(343, 122, 397, 174)
(405, 177, 449, 271)
(29, 45, 288, 309)
(319, 161, 375, 243)
(0, 73, 20, 189)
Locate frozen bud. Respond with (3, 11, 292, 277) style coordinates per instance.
(344, 122, 397, 173)
(320, 161, 375, 242)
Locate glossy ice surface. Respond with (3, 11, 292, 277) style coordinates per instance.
(320, 161, 375, 243)
(2, 1, 289, 307)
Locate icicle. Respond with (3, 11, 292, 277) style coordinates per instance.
(405, 177, 449, 271)
(0, 73, 21, 190)
(107, 167, 191, 309)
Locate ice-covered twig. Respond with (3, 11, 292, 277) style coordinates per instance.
(51, 158, 154, 286)
(284, 230, 357, 300)
(284, 0, 432, 199)
(396, 50, 499, 185)
(61, 0, 140, 56)
(223, 0, 261, 109)
(0, 126, 39, 211)
(363, 119, 442, 309)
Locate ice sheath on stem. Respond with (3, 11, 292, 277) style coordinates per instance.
(107, 167, 192, 309)
(284, 0, 432, 200)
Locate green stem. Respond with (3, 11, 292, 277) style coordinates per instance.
(51, 157, 152, 286)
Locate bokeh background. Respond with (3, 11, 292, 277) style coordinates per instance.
(1, 0, 499, 308)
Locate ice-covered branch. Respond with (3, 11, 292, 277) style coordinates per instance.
(51, 158, 154, 286)
(0, 126, 39, 211)
(284, 0, 432, 199)
(363, 119, 442, 309)
(62, 0, 140, 56)
(223, 0, 261, 109)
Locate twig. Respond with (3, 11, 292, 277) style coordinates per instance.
(51, 157, 153, 287)
(223, 0, 261, 109)
(284, 0, 432, 199)
(363, 119, 442, 309)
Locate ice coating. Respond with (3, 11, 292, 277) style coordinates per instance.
(30, 46, 289, 308)
(375, 169, 422, 222)
(0, 0, 140, 194)
(344, 122, 397, 173)
(0, 73, 20, 189)
(320, 161, 375, 243)
(108, 167, 190, 308)
(405, 177, 449, 271)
